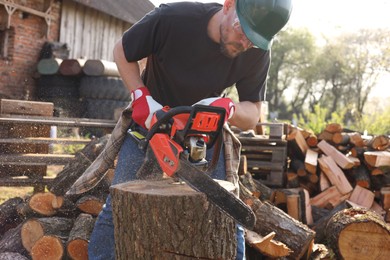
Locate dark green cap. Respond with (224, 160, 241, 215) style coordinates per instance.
(236, 0, 293, 50)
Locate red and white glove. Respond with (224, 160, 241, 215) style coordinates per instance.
(193, 97, 235, 122)
(130, 87, 163, 129)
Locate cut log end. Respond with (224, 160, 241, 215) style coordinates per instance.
(21, 219, 44, 252)
(31, 235, 64, 260)
(67, 239, 89, 260)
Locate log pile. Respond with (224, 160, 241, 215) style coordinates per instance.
(1, 123, 389, 259)
(0, 135, 112, 260)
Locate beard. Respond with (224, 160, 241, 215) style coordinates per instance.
(219, 25, 245, 59)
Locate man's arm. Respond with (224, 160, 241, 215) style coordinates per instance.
(228, 101, 261, 130)
(113, 38, 144, 92)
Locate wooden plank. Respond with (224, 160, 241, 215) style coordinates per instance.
(0, 154, 75, 165)
(0, 99, 53, 116)
(305, 149, 318, 174)
(0, 176, 54, 186)
(0, 114, 116, 128)
(364, 151, 390, 167)
(348, 185, 375, 208)
(0, 137, 91, 145)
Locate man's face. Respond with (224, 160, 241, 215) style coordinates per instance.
(219, 10, 254, 58)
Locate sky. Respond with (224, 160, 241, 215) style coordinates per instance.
(149, 0, 390, 100)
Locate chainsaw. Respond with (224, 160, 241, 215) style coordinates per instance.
(128, 105, 256, 229)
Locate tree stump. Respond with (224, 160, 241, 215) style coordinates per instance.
(325, 208, 390, 259)
(110, 179, 237, 260)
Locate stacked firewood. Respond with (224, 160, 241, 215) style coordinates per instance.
(239, 123, 390, 259)
(0, 135, 112, 260)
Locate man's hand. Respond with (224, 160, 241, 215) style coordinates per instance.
(193, 97, 235, 122)
(131, 87, 163, 129)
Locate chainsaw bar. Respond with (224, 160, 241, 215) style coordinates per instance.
(176, 155, 256, 229)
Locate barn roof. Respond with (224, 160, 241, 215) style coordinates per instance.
(71, 0, 155, 24)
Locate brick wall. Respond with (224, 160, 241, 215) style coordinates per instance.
(0, 0, 61, 100)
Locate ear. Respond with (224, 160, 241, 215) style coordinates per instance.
(223, 0, 235, 14)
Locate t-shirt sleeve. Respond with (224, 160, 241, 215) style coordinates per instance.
(236, 50, 270, 102)
(121, 6, 164, 62)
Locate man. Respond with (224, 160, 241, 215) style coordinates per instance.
(69, 0, 292, 259)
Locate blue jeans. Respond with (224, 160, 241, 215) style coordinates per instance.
(88, 134, 246, 259)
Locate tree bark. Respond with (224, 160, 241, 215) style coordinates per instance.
(66, 214, 95, 260)
(0, 197, 24, 236)
(111, 179, 237, 260)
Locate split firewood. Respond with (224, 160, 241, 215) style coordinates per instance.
(348, 185, 375, 209)
(325, 208, 390, 259)
(364, 151, 390, 167)
(366, 135, 390, 151)
(310, 186, 350, 209)
(318, 156, 353, 195)
(286, 127, 308, 161)
(304, 149, 318, 175)
(324, 123, 342, 134)
(347, 132, 365, 147)
(317, 140, 355, 170)
(66, 213, 95, 260)
(332, 132, 350, 146)
(0, 197, 24, 236)
(0, 223, 28, 257)
(239, 182, 315, 259)
(380, 187, 390, 212)
(31, 235, 66, 260)
(75, 195, 105, 216)
(21, 217, 74, 253)
(239, 172, 274, 202)
(350, 165, 371, 189)
(245, 230, 292, 258)
(317, 130, 334, 143)
(318, 172, 331, 192)
(0, 252, 29, 260)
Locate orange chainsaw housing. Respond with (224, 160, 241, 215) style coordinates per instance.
(149, 106, 223, 176)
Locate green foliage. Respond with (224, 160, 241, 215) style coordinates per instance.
(351, 106, 390, 135)
(297, 104, 328, 134)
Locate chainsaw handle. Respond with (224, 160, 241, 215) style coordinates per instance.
(139, 106, 192, 151)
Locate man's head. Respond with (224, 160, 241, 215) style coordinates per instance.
(220, 0, 293, 58)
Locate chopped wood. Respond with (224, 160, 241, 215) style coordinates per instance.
(0, 197, 24, 235)
(66, 214, 95, 260)
(0, 223, 28, 256)
(367, 135, 390, 151)
(27, 192, 58, 216)
(239, 172, 274, 202)
(317, 130, 334, 142)
(30, 235, 65, 260)
(305, 149, 318, 175)
(287, 127, 308, 161)
(351, 165, 371, 189)
(75, 195, 104, 216)
(324, 123, 342, 133)
(348, 185, 375, 208)
(317, 140, 355, 169)
(21, 217, 74, 253)
(332, 132, 350, 145)
(380, 187, 390, 211)
(319, 172, 331, 191)
(305, 134, 318, 148)
(310, 186, 349, 209)
(325, 208, 390, 259)
(318, 156, 353, 195)
(245, 230, 292, 258)
(364, 151, 390, 167)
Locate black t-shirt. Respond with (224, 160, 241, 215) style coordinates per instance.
(122, 2, 270, 107)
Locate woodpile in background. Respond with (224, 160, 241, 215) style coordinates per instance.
(0, 123, 389, 259)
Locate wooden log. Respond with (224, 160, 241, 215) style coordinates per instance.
(324, 123, 342, 134)
(332, 132, 350, 145)
(317, 130, 334, 142)
(37, 58, 62, 75)
(21, 217, 74, 253)
(317, 140, 355, 169)
(319, 171, 331, 192)
(83, 59, 120, 77)
(311, 202, 349, 243)
(351, 165, 371, 189)
(0, 252, 29, 260)
(286, 127, 308, 161)
(325, 208, 390, 259)
(58, 59, 87, 76)
(239, 172, 274, 202)
(318, 156, 353, 195)
(367, 135, 390, 151)
(239, 183, 315, 259)
(305, 134, 318, 148)
(380, 187, 390, 212)
(310, 186, 350, 209)
(111, 179, 237, 259)
(0, 223, 28, 257)
(75, 195, 104, 216)
(66, 214, 95, 260)
(27, 192, 58, 216)
(364, 151, 390, 167)
(0, 197, 24, 236)
(31, 235, 65, 260)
